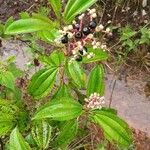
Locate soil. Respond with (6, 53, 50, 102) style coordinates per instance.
(0, 0, 33, 22)
(0, 0, 150, 149)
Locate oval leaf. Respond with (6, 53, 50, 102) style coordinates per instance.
(68, 61, 86, 89)
(28, 67, 58, 99)
(5, 18, 55, 35)
(90, 110, 133, 147)
(64, 0, 97, 23)
(38, 29, 60, 43)
(9, 127, 31, 150)
(87, 64, 105, 96)
(32, 97, 83, 121)
(31, 121, 52, 149)
(52, 85, 71, 99)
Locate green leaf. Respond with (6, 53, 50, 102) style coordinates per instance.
(100, 107, 117, 115)
(28, 67, 58, 99)
(0, 99, 18, 135)
(0, 24, 4, 36)
(39, 51, 64, 67)
(0, 99, 18, 113)
(32, 97, 83, 121)
(32, 13, 53, 24)
(9, 127, 31, 150)
(139, 27, 150, 45)
(19, 12, 30, 19)
(67, 61, 86, 89)
(87, 64, 105, 96)
(0, 122, 15, 136)
(52, 85, 71, 99)
(54, 120, 78, 148)
(0, 71, 15, 90)
(25, 134, 37, 147)
(31, 121, 52, 149)
(120, 26, 137, 41)
(90, 110, 133, 147)
(7, 63, 23, 78)
(48, 0, 62, 19)
(4, 86, 22, 102)
(64, 0, 97, 23)
(37, 29, 60, 43)
(5, 17, 14, 29)
(83, 47, 108, 63)
(5, 18, 56, 35)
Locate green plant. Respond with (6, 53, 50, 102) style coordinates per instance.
(139, 27, 150, 45)
(117, 25, 150, 71)
(0, 0, 133, 149)
(0, 56, 23, 101)
(120, 26, 138, 53)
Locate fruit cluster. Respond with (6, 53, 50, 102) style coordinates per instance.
(54, 9, 112, 62)
(84, 93, 105, 109)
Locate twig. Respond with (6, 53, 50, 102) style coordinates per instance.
(69, 133, 92, 149)
(109, 79, 117, 108)
(18, 39, 43, 55)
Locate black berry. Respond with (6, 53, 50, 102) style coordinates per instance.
(89, 21, 97, 29)
(79, 46, 88, 55)
(83, 46, 88, 52)
(61, 34, 68, 44)
(79, 49, 83, 55)
(75, 55, 82, 62)
(74, 24, 80, 30)
(82, 26, 91, 35)
(75, 31, 82, 39)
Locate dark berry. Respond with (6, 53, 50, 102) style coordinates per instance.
(74, 24, 80, 30)
(83, 46, 87, 52)
(82, 26, 91, 35)
(75, 55, 82, 62)
(79, 49, 83, 55)
(79, 46, 88, 55)
(75, 31, 82, 39)
(34, 59, 40, 66)
(61, 35, 68, 44)
(89, 21, 97, 29)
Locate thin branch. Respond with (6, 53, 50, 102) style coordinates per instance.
(109, 79, 117, 108)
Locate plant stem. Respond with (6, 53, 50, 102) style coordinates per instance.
(109, 79, 116, 108)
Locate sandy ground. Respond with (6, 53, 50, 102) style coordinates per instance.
(105, 75, 150, 136)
